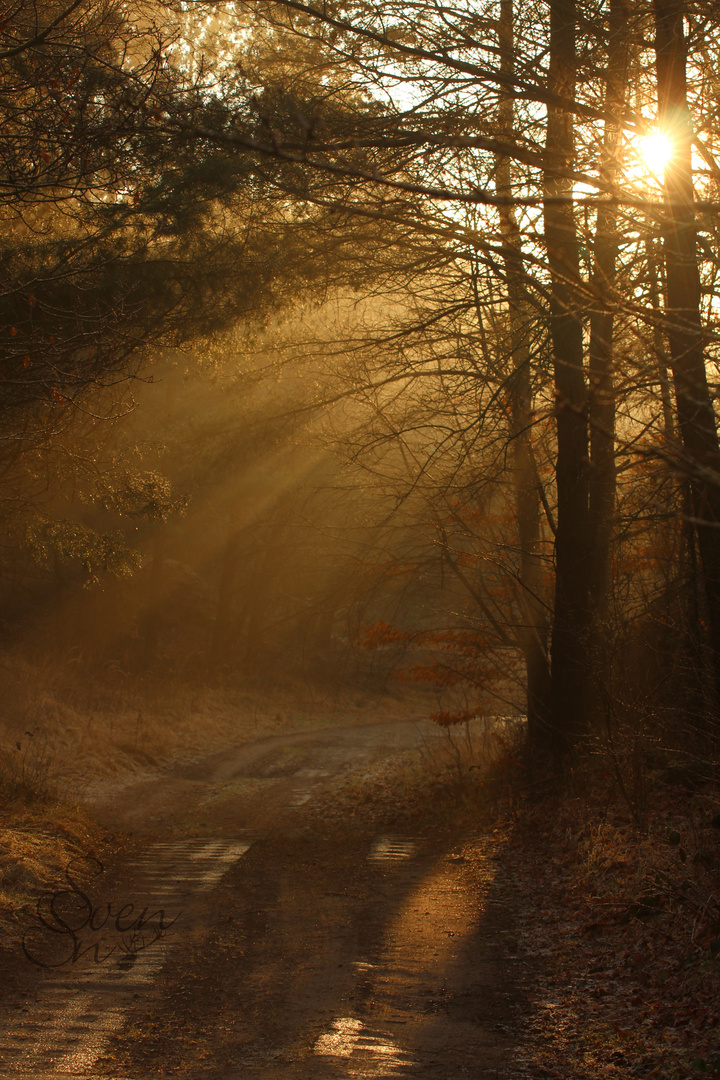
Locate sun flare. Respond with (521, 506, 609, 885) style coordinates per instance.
(638, 131, 673, 176)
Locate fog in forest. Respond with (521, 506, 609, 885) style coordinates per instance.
(2, 0, 716, 775)
(0, 287, 525, 727)
(3, 2, 720, 1074)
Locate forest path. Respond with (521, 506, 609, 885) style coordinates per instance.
(0, 718, 531, 1079)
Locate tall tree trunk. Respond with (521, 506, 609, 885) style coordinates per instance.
(496, 0, 552, 749)
(646, 236, 677, 440)
(544, 0, 592, 759)
(588, 0, 629, 625)
(654, 0, 720, 715)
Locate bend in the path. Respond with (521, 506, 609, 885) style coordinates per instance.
(0, 717, 537, 1080)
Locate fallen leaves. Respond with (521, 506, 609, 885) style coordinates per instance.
(500, 780, 720, 1079)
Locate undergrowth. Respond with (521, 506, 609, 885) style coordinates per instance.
(501, 758, 720, 1080)
(305, 716, 720, 1078)
(0, 650, 425, 795)
(0, 649, 431, 949)
(305, 714, 526, 830)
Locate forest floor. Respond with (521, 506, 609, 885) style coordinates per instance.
(0, 697, 719, 1079)
(494, 787, 720, 1080)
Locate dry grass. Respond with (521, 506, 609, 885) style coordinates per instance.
(0, 649, 433, 937)
(0, 651, 427, 793)
(0, 799, 102, 958)
(304, 713, 527, 831)
(501, 769, 720, 1080)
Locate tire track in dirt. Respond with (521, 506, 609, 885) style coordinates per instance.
(1, 719, 532, 1079)
(0, 839, 251, 1077)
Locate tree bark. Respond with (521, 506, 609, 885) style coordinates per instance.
(496, 0, 552, 749)
(654, 0, 720, 714)
(646, 236, 677, 440)
(544, 0, 592, 758)
(588, 0, 629, 624)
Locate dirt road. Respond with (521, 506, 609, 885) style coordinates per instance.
(0, 718, 532, 1079)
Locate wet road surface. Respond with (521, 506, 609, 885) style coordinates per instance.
(0, 718, 530, 1078)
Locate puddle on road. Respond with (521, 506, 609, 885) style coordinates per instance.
(287, 767, 330, 808)
(0, 837, 250, 1077)
(313, 840, 506, 1078)
(368, 837, 418, 864)
(288, 789, 312, 806)
(315, 1016, 412, 1075)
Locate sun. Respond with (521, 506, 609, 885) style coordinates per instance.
(638, 131, 673, 177)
